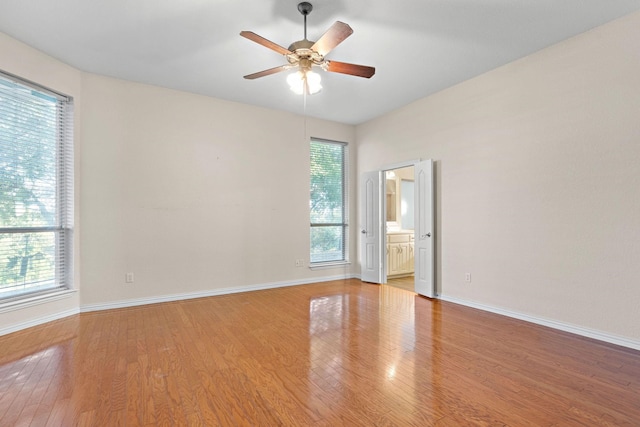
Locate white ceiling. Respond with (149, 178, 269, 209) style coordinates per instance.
(1, 0, 639, 124)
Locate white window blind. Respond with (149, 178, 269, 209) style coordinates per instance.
(310, 139, 348, 264)
(0, 71, 74, 300)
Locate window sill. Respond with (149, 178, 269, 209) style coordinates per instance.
(0, 289, 77, 314)
(309, 261, 352, 270)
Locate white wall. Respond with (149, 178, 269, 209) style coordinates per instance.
(79, 74, 357, 308)
(0, 31, 357, 329)
(357, 11, 640, 344)
(0, 33, 83, 334)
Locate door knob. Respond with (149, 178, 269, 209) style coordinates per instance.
(421, 232, 431, 238)
(361, 229, 366, 234)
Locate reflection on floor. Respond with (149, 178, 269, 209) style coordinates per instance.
(386, 275, 415, 292)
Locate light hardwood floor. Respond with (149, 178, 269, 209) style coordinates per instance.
(1, 279, 639, 426)
(386, 275, 415, 292)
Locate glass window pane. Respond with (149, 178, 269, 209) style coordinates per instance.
(310, 141, 344, 224)
(0, 231, 56, 298)
(310, 226, 344, 263)
(0, 81, 58, 228)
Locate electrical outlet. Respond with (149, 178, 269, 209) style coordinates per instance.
(465, 273, 471, 283)
(125, 272, 134, 283)
(295, 259, 304, 267)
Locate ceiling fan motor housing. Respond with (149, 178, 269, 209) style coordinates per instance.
(287, 39, 324, 66)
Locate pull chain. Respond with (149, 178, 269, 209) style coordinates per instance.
(303, 90, 308, 143)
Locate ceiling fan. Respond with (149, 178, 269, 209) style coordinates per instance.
(240, 2, 375, 95)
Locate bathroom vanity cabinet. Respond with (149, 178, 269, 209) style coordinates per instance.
(386, 232, 414, 277)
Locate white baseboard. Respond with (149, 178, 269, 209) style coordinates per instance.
(81, 273, 357, 313)
(438, 294, 640, 352)
(0, 308, 79, 337)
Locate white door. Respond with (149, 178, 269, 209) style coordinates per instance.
(414, 160, 435, 297)
(360, 171, 383, 283)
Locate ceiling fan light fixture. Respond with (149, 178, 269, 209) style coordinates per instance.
(287, 69, 322, 95)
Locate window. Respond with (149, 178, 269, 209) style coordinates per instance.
(0, 71, 74, 301)
(310, 138, 348, 264)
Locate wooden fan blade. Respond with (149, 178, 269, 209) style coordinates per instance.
(311, 21, 353, 56)
(240, 31, 292, 55)
(326, 61, 375, 78)
(244, 65, 290, 80)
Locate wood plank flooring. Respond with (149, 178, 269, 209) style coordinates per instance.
(1, 279, 639, 426)
(386, 276, 415, 293)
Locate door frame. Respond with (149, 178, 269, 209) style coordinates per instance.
(374, 159, 434, 298)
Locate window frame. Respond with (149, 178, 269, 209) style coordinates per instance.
(0, 69, 74, 303)
(309, 138, 349, 267)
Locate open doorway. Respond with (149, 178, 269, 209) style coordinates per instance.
(384, 166, 416, 292)
(360, 159, 434, 297)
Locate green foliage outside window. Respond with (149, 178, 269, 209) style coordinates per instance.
(310, 140, 347, 263)
(0, 75, 70, 297)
